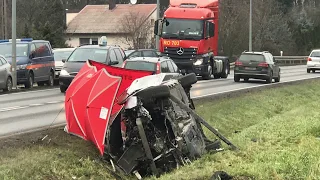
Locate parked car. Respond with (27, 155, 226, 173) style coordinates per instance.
(307, 49, 320, 73)
(59, 36, 126, 93)
(124, 49, 159, 59)
(53, 48, 75, 80)
(0, 38, 55, 88)
(122, 56, 181, 78)
(234, 51, 280, 83)
(0, 55, 12, 92)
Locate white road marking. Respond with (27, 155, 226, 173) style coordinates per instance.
(0, 88, 59, 97)
(0, 101, 64, 112)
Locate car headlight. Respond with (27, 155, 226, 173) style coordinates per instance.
(60, 69, 70, 76)
(16, 64, 28, 70)
(193, 59, 203, 66)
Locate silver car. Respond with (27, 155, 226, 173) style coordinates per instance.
(307, 49, 320, 73)
(53, 48, 75, 79)
(0, 55, 12, 92)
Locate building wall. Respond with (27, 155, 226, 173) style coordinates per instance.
(65, 34, 132, 49)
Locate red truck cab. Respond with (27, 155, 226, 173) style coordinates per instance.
(154, 0, 230, 80)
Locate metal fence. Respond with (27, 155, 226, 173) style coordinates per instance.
(230, 56, 307, 69)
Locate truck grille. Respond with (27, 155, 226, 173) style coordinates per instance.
(164, 47, 198, 60)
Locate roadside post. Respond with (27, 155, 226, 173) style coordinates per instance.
(155, 0, 160, 51)
(12, 0, 17, 89)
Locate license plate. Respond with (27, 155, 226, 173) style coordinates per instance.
(245, 67, 256, 70)
(163, 40, 180, 46)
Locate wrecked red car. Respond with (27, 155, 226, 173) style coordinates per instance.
(65, 60, 236, 179)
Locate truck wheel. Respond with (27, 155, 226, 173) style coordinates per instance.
(177, 73, 197, 87)
(202, 65, 212, 80)
(220, 62, 229, 79)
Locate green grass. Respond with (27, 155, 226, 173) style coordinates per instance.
(1, 80, 320, 180)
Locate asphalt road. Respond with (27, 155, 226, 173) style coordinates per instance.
(0, 65, 318, 137)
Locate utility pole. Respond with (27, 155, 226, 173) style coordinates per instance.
(155, 0, 160, 50)
(249, 0, 252, 52)
(12, 0, 17, 89)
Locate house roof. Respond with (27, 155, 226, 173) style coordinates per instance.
(66, 4, 157, 34)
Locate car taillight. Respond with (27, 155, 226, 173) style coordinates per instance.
(308, 57, 312, 61)
(235, 61, 243, 66)
(258, 62, 269, 67)
(156, 63, 160, 74)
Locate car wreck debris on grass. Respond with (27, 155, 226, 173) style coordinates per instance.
(64, 60, 236, 179)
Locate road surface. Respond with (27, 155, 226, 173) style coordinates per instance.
(0, 65, 318, 137)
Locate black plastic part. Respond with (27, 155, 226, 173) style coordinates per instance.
(116, 144, 145, 175)
(136, 85, 171, 100)
(177, 73, 198, 88)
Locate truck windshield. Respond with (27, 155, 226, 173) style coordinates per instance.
(0, 43, 29, 58)
(162, 18, 204, 40)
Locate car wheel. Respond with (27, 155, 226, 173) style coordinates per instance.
(47, 72, 54, 86)
(234, 75, 240, 82)
(60, 85, 67, 93)
(3, 77, 12, 92)
(266, 72, 273, 84)
(312, 69, 316, 73)
(307, 69, 311, 73)
(275, 72, 280, 82)
(177, 73, 197, 88)
(25, 73, 34, 89)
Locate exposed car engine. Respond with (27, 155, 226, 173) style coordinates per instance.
(104, 73, 236, 179)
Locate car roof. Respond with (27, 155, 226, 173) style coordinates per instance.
(126, 57, 170, 63)
(242, 51, 271, 55)
(53, 48, 75, 52)
(311, 49, 320, 52)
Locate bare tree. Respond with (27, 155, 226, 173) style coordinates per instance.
(118, 11, 154, 49)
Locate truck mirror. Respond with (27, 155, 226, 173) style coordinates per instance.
(154, 20, 159, 36)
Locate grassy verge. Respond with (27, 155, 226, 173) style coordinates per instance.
(1, 80, 320, 180)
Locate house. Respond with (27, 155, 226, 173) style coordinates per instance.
(65, 2, 157, 49)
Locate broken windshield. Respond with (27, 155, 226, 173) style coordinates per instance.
(161, 18, 204, 40)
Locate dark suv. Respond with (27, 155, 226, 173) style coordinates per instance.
(234, 51, 280, 83)
(0, 38, 55, 88)
(59, 39, 126, 93)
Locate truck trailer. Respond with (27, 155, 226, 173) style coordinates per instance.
(154, 0, 230, 80)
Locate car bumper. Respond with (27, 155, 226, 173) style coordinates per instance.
(16, 69, 30, 84)
(59, 75, 74, 88)
(307, 62, 320, 69)
(235, 69, 270, 79)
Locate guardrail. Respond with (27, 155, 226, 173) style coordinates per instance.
(229, 56, 307, 69)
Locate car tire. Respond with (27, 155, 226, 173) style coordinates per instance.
(312, 69, 316, 73)
(275, 71, 280, 82)
(234, 75, 240, 82)
(60, 85, 67, 93)
(46, 72, 54, 86)
(25, 72, 34, 89)
(307, 69, 311, 73)
(177, 73, 197, 88)
(220, 62, 229, 79)
(266, 72, 273, 84)
(137, 85, 170, 100)
(3, 77, 12, 92)
(244, 78, 249, 82)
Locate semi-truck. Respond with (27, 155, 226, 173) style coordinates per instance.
(154, 0, 230, 80)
